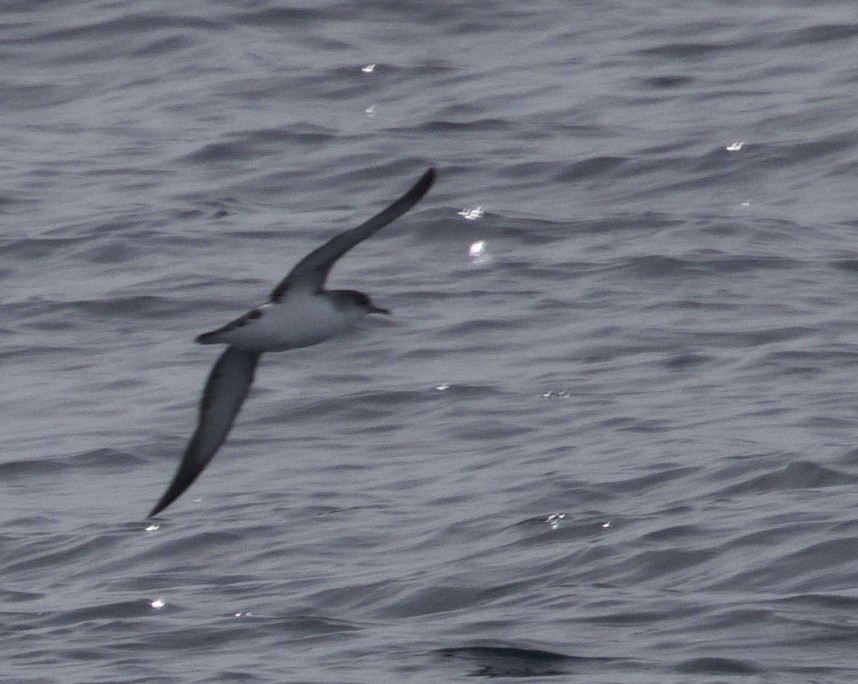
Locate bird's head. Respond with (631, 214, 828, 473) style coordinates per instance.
(335, 290, 390, 315)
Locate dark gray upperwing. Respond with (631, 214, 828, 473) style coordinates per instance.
(148, 347, 261, 518)
(270, 167, 436, 301)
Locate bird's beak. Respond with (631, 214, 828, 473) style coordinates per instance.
(370, 305, 391, 315)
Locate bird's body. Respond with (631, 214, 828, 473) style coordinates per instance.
(148, 167, 436, 517)
(196, 290, 373, 352)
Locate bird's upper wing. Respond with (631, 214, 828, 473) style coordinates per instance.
(148, 347, 261, 517)
(269, 167, 436, 301)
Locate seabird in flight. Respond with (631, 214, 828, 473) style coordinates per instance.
(148, 167, 436, 517)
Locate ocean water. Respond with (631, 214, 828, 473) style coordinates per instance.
(4, 1, 858, 681)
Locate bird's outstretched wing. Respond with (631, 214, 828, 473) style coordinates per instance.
(270, 167, 436, 301)
(149, 347, 261, 517)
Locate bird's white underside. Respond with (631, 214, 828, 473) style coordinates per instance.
(209, 292, 369, 353)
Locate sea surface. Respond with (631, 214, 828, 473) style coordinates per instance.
(4, 1, 858, 682)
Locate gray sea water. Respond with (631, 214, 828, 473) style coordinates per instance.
(4, 1, 858, 682)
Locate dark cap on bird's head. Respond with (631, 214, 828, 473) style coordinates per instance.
(333, 289, 390, 315)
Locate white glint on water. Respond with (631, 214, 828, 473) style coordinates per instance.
(546, 513, 566, 530)
(468, 240, 490, 264)
(458, 206, 484, 220)
(150, 599, 165, 609)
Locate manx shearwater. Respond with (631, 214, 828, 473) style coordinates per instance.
(148, 167, 436, 517)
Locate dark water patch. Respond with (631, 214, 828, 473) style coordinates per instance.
(614, 251, 799, 280)
(643, 75, 695, 89)
(662, 352, 712, 370)
(831, 258, 858, 274)
(0, 82, 73, 110)
(260, 613, 363, 637)
(256, 384, 504, 444)
(675, 656, 761, 675)
(773, 23, 858, 48)
(383, 585, 522, 619)
(618, 255, 697, 278)
(759, 349, 844, 367)
(607, 466, 700, 495)
(126, 621, 263, 652)
(3, 535, 118, 576)
(640, 523, 704, 543)
(417, 118, 513, 134)
(0, 587, 44, 606)
(553, 467, 698, 505)
(577, 206, 680, 231)
(756, 135, 858, 167)
(837, 447, 858, 467)
(228, 6, 326, 27)
(722, 523, 824, 554)
(247, 125, 338, 147)
(696, 255, 799, 274)
(679, 326, 812, 350)
(440, 317, 530, 336)
(182, 125, 339, 164)
(132, 34, 195, 58)
(579, 607, 680, 627)
(3, 237, 81, 260)
(0, 344, 79, 362)
(636, 41, 731, 60)
(0, 449, 145, 481)
(142, 530, 249, 559)
(751, 349, 858, 379)
(32, 13, 224, 43)
(595, 416, 673, 434)
(449, 419, 538, 443)
(703, 607, 774, 630)
(437, 644, 612, 677)
(261, 386, 469, 424)
(501, 160, 563, 180)
(715, 461, 856, 496)
(436, 100, 507, 119)
(554, 156, 628, 181)
(774, 593, 858, 611)
(613, 548, 719, 583)
(8, 295, 193, 328)
(75, 240, 141, 264)
(66, 296, 195, 320)
(713, 537, 858, 593)
(183, 141, 261, 164)
(36, 599, 162, 627)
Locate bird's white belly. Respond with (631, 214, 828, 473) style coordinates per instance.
(218, 295, 364, 352)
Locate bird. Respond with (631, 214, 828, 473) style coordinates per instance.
(148, 167, 436, 517)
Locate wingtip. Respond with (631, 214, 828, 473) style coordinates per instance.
(195, 331, 216, 345)
(147, 494, 172, 519)
(147, 459, 202, 519)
